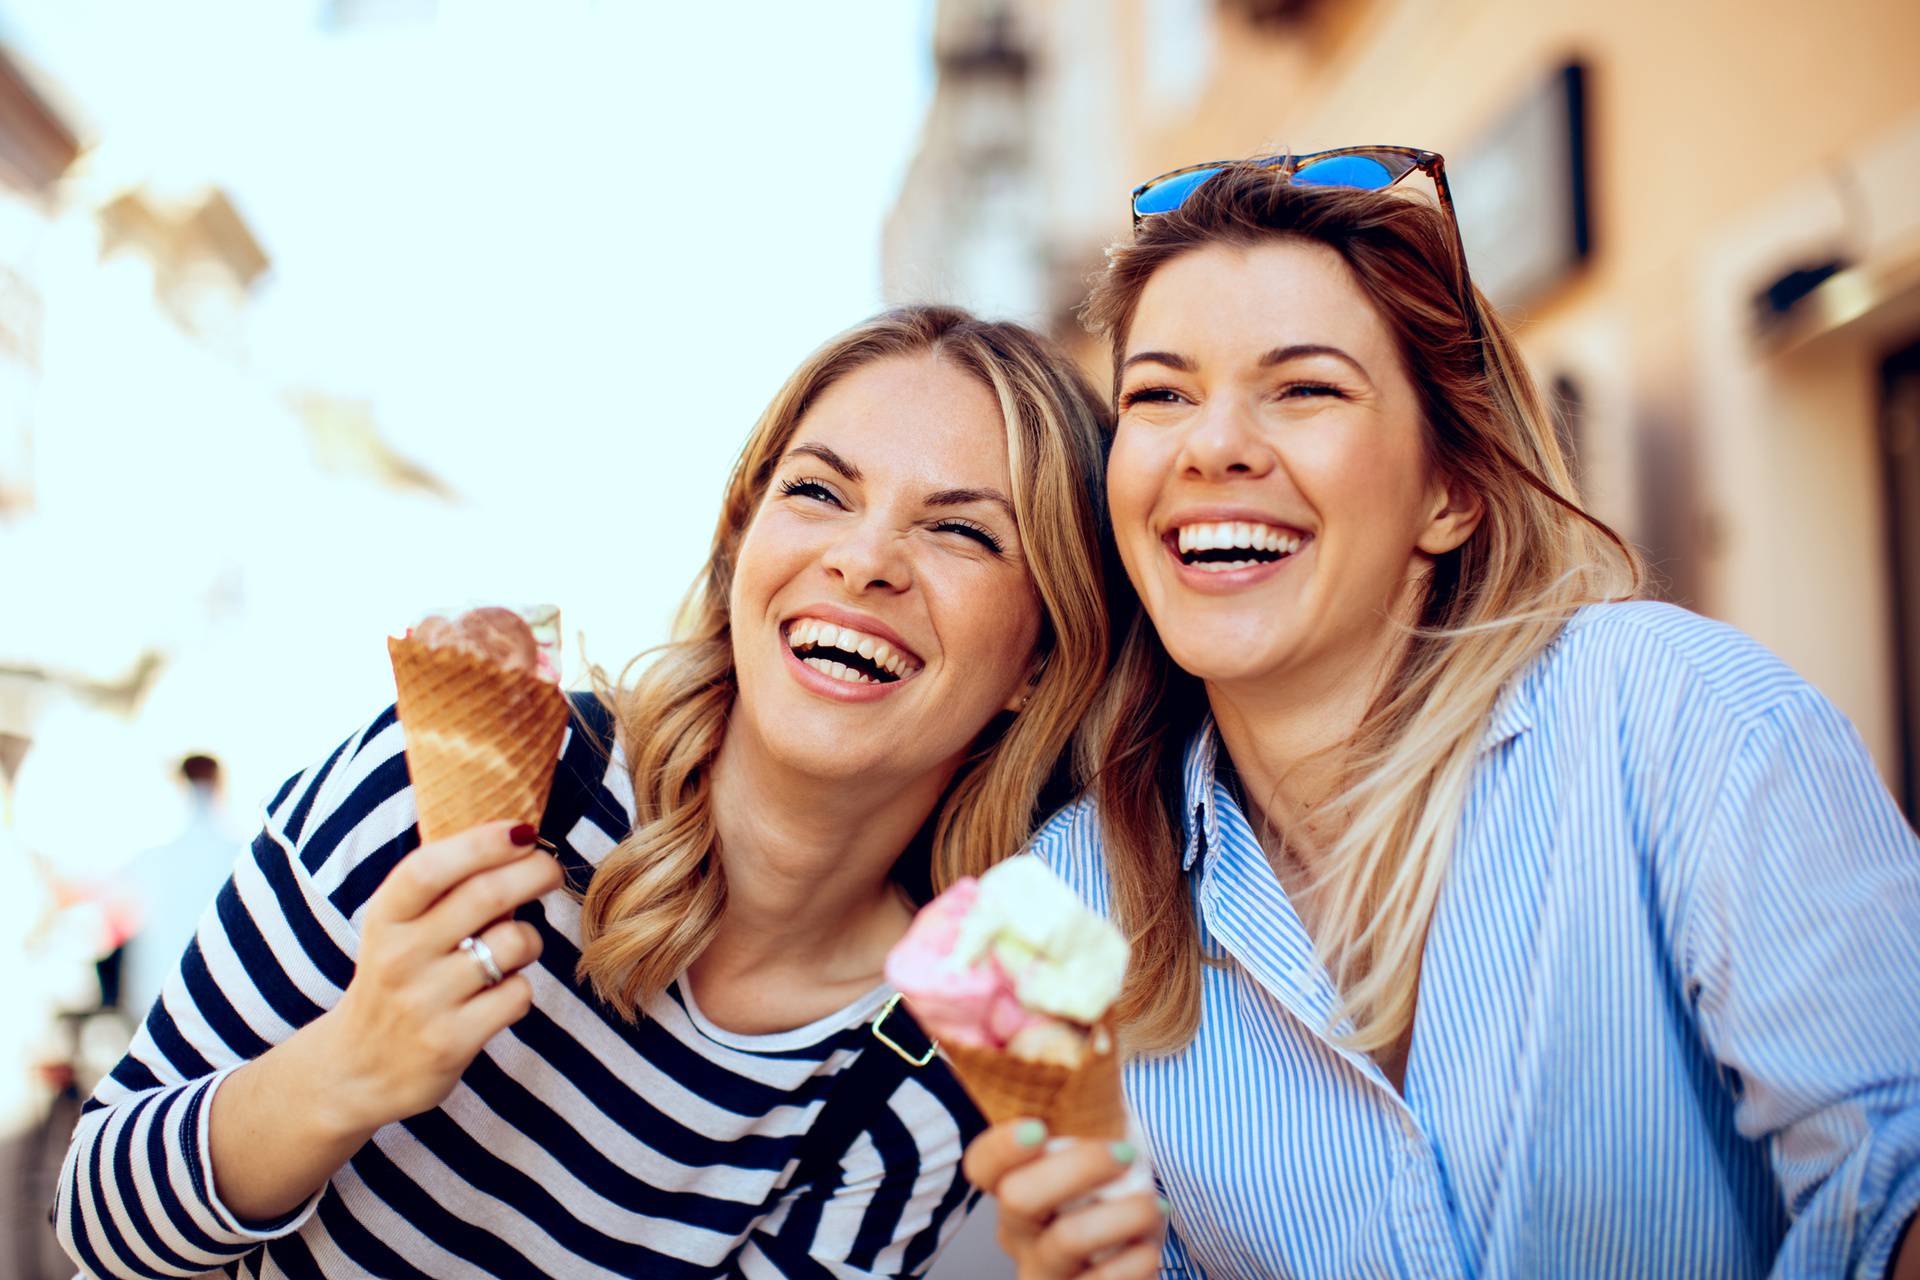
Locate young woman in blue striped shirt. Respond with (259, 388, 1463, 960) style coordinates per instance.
(967, 162, 1920, 1278)
(57, 306, 1118, 1279)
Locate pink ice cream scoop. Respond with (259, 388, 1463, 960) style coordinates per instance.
(886, 876, 1055, 1048)
(885, 878, 1000, 1046)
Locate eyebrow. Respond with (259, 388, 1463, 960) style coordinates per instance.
(1119, 344, 1374, 384)
(783, 442, 861, 481)
(925, 486, 1016, 522)
(1259, 343, 1372, 384)
(1119, 350, 1195, 374)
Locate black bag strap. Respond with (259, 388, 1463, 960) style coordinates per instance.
(790, 994, 939, 1195)
(537, 693, 625, 853)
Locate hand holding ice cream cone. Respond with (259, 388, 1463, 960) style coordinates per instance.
(887, 857, 1164, 1271)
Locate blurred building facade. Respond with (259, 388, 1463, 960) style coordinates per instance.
(887, 0, 1920, 816)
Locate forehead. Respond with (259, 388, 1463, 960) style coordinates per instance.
(794, 353, 1012, 490)
(1126, 240, 1396, 368)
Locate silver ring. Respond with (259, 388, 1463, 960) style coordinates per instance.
(459, 935, 505, 986)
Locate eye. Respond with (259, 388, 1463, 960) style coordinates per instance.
(1118, 385, 1188, 410)
(934, 519, 1004, 554)
(1278, 381, 1347, 400)
(778, 476, 844, 507)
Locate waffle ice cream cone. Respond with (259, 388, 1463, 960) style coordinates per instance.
(388, 633, 570, 844)
(887, 857, 1137, 1146)
(937, 1019, 1128, 1140)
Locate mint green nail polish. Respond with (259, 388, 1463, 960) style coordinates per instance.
(1014, 1119, 1047, 1147)
(1156, 1196, 1172, 1216)
(1110, 1140, 1137, 1165)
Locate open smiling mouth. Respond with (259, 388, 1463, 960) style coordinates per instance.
(1169, 521, 1311, 572)
(784, 619, 923, 686)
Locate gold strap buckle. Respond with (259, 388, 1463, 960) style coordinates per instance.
(870, 992, 938, 1067)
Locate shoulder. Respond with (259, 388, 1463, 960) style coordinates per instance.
(262, 702, 415, 899)
(1523, 600, 1815, 736)
(262, 691, 631, 918)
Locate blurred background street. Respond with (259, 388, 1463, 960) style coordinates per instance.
(2, 0, 1917, 1276)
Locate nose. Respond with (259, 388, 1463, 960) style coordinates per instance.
(1176, 397, 1278, 483)
(820, 514, 912, 594)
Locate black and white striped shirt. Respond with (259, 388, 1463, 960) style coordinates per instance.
(56, 700, 983, 1279)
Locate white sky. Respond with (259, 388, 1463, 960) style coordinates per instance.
(2, 0, 933, 615)
(0, 0, 938, 836)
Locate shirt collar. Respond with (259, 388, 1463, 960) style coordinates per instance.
(1178, 679, 1535, 873)
(1478, 675, 1536, 756)
(1179, 718, 1221, 872)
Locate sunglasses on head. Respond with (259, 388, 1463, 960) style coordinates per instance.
(1129, 145, 1477, 325)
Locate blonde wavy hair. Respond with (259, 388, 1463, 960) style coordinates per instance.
(577, 305, 1112, 1019)
(1080, 166, 1641, 1055)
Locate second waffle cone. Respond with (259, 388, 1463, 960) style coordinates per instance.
(938, 1020, 1127, 1140)
(388, 635, 570, 844)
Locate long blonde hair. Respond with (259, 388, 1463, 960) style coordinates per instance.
(577, 305, 1112, 1018)
(1081, 166, 1641, 1055)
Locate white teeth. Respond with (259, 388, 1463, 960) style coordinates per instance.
(785, 617, 922, 678)
(802, 655, 876, 685)
(1174, 521, 1302, 555)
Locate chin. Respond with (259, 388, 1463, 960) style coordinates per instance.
(1153, 614, 1300, 685)
(1165, 642, 1286, 685)
(756, 712, 898, 781)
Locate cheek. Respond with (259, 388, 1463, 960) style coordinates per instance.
(1105, 428, 1168, 558)
(1298, 427, 1429, 542)
(729, 511, 804, 619)
(933, 566, 1043, 685)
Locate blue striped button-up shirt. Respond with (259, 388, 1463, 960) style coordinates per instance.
(1031, 601, 1920, 1278)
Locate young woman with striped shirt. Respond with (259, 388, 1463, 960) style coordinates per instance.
(56, 305, 1118, 1279)
(967, 162, 1920, 1278)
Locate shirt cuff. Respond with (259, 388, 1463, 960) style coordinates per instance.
(190, 1066, 327, 1243)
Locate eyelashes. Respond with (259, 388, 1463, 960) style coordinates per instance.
(1280, 382, 1347, 400)
(1118, 386, 1182, 410)
(934, 519, 1003, 553)
(779, 477, 840, 505)
(777, 476, 1005, 554)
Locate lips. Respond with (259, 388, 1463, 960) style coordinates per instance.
(785, 617, 921, 684)
(776, 605, 926, 697)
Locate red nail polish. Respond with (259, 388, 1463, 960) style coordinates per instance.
(509, 823, 538, 847)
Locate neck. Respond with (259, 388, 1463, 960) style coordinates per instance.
(1207, 587, 1421, 866)
(700, 725, 953, 982)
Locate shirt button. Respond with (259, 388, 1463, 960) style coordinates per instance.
(1398, 1112, 1418, 1139)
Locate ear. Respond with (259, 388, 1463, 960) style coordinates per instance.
(1002, 655, 1046, 714)
(1415, 472, 1484, 556)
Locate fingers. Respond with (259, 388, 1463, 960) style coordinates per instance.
(452, 973, 536, 1047)
(1031, 1193, 1164, 1277)
(415, 849, 565, 951)
(369, 821, 541, 923)
(439, 919, 544, 1001)
(1083, 1238, 1163, 1280)
(964, 1118, 1052, 1194)
(997, 1137, 1142, 1227)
